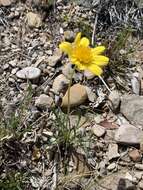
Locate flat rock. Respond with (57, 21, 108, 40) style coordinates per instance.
(114, 124, 143, 145)
(35, 94, 53, 109)
(52, 74, 69, 94)
(107, 143, 120, 161)
(61, 83, 88, 108)
(16, 67, 41, 80)
(26, 12, 42, 28)
(91, 124, 106, 137)
(120, 94, 143, 126)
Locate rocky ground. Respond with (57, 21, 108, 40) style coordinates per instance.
(1, 0, 143, 189)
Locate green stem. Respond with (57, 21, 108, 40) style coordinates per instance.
(67, 66, 76, 127)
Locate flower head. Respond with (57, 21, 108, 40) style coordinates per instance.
(59, 32, 109, 76)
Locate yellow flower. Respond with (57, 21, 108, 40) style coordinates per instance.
(59, 32, 109, 76)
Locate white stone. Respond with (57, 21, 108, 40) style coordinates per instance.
(16, 67, 41, 80)
(107, 163, 116, 171)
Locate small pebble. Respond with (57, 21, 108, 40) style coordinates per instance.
(139, 180, 143, 189)
(135, 164, 143, 170)
(91, 124, 106, 137)
(35, 94, 54, 109)
(107, 163, 116, 171)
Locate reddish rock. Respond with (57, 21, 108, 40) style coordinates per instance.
(129, 149, 142, 162)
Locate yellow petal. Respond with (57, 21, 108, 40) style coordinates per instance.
(74, 32, 81, 45)
(76, 62, 86, 70)
(59, 42, 72, 55)
(70, 58, 86, 70)
(92, 55, 109, 66)
(92, 46, 106, 55)
(87, 64, 103, 76)
(79, 37, 90, 47)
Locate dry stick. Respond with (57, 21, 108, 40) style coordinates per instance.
(91, 12, 98, 47)
(92, 10, 111, 93)
(99, 75, 112, 93)
(51, 155, 58, 190)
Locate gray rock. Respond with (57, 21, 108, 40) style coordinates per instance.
(52, 74, 69, 94)
(107, 143, 120, 161)
(48, 49, 62, 67)
(3, 63, 9, 70)
(108, 90, 120, 110)
(62, 63, 74, 79)
(26, 12, 42, 28)
(85, 86, 97, 102)
(9, 59, 17, 67)
(11, 68, 19, 75)
(91, 124, 106, 137)
(120, 94, 143, 126)
(64, 30, 75, 41)
(35, 94, 54, 109)
(134, 172, 143, 180)
(115, 124, 143, 145)
(16, 67, 41, 80)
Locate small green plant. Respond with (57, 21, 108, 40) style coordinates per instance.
(0, 82, 33, 138)
(104, 27, 134, 90)
(49, 108, 90, 174)
(0, 171, 28, 190)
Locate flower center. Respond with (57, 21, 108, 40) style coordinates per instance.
(73, 46, 92, 64)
